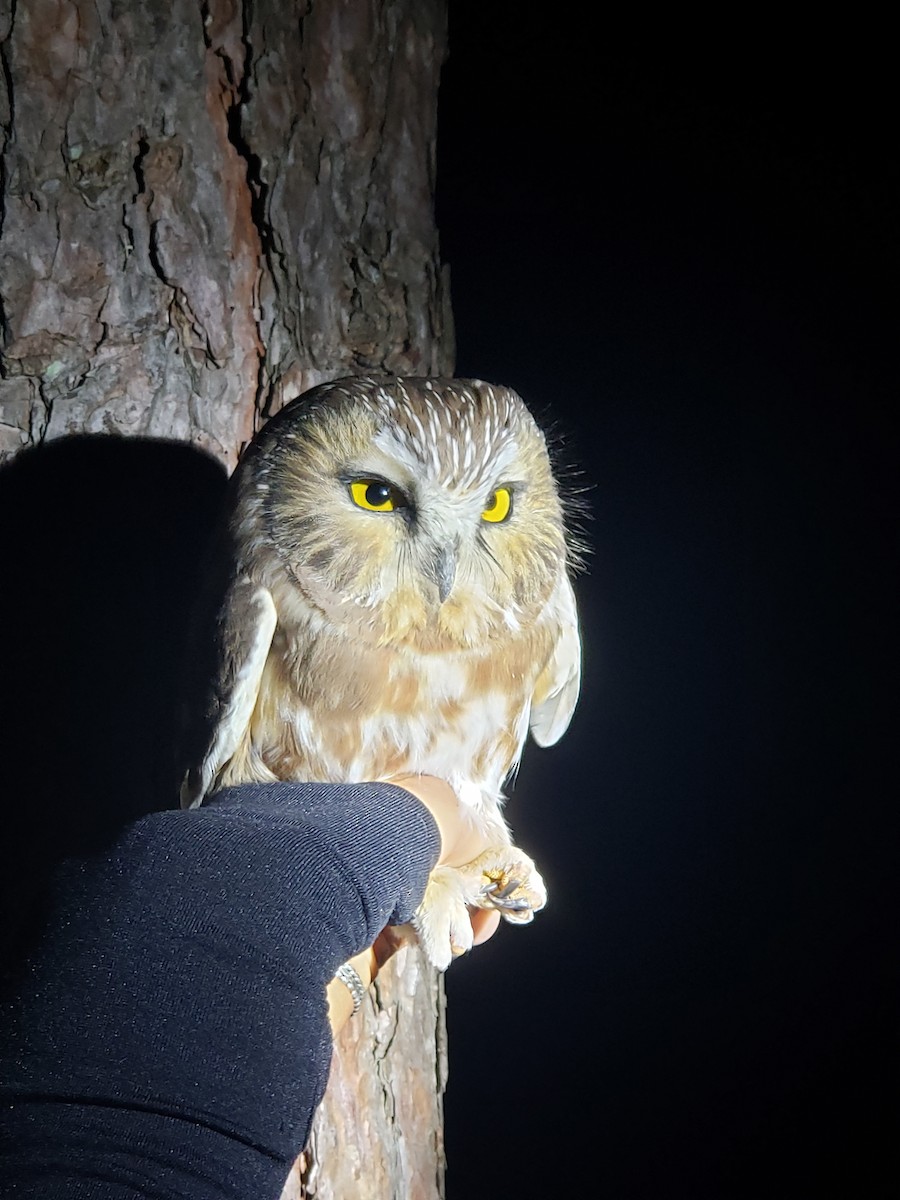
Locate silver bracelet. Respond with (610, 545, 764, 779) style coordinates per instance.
(335, 962, 367, 1015)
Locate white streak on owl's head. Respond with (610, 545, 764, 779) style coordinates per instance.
(238, 376, 571, 651)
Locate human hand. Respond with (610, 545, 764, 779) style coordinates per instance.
(327, 911, 499, 1035)
(327, 776, 501, 1033)
(392, 774, 505, 870)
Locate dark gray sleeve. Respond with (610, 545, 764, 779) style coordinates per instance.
(0, 782, 441, 1199)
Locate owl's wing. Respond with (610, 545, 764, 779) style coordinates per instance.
(529, 572, 582, 747)
(179, 578, 277, 809)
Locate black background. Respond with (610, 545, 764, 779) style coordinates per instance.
(437, 10, 893, 1200)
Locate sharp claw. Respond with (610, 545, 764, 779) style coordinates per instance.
(487, 877, 521, 900)
(480, 877, 532, 912)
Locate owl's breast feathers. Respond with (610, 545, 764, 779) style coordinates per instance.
(219, 593, 559, 803)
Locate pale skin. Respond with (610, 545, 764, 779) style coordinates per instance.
(326, 775, 502, 1033)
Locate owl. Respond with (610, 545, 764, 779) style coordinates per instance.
(180, 376, 581, 970)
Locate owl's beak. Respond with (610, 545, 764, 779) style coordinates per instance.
(425, 543, 457, 604)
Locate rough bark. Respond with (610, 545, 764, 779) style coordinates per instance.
(289, 948, 447, 1200)
(0, 2, 453, 1196)
(0, 0, 453, 468)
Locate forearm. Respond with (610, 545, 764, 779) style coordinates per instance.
(0, 782, 441, 1199)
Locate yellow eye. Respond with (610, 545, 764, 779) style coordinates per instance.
(349, 479, 405, 512)
(482, 487, 512, 523)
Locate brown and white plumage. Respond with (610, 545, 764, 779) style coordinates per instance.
(181, 376, 581, 969)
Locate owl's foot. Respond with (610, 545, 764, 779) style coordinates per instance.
(413, 849, 548, 970)
(465, 848, 547, 926)
(481, 872, 533, 913)
(413, 865, 477, 972)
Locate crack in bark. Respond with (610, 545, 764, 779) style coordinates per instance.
(201, 7, 259, 211)
(202, 0, 272, 422)
(0, 0, 17, 350)
(127, 128, 170, 294)
(372, 976, 403, 1064)
(27, 387, 49, 443)
(132, 131, 149, 198)
(128, 127, 221, 375)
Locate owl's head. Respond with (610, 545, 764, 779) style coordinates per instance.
(237, 377, 572, 650)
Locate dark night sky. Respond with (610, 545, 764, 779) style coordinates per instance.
(436, 12, 893, 1199)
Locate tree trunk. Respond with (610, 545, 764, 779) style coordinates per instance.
(0, 2, 453, 1196)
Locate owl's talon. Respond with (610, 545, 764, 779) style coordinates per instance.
(489, 896, 533, 913)
(480, 873, 543, 918)
(482, 877, 522, 901)
(481, 879, 532, 913)
(492, 895, 532, 913)
(469, 850, 547, 926)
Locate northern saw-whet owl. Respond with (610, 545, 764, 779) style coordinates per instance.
(181, 376, 582, 970)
